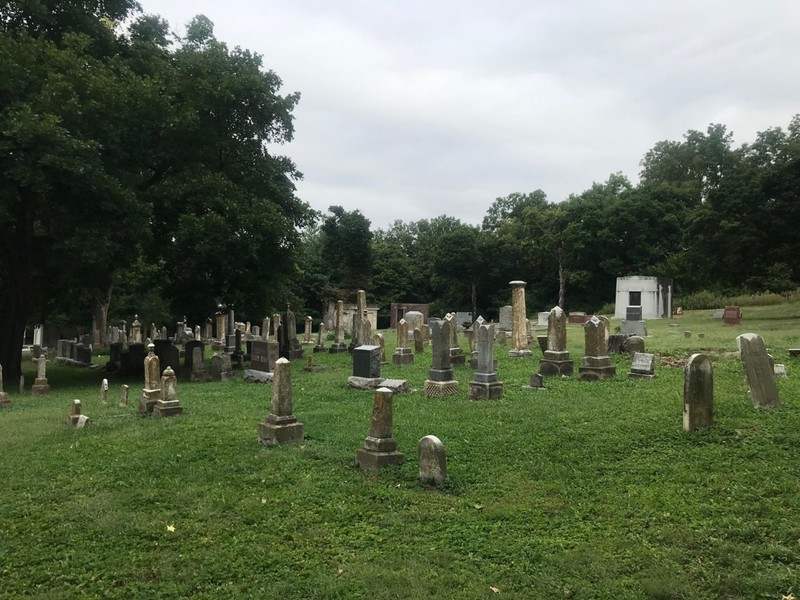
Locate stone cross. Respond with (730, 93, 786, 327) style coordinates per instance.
(355, 387, 404, 470)
(418, 435, 447, 486)
(258, 357, 304, 445)
(508, 280, 531, 357)
(684, 353, 713, 432)
(100, 379, 108, 404)
(737, 333, 779, 409)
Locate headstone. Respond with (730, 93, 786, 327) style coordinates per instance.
(498, 305, 512, 331)
(100, 379, 108, 404)
(119, 384, 129, 407)
(313, 322, 327, 353)
(303, 316, 314, 345)
(469, 323, 503, 399)
(578, 316, 616, 381)
(373, 333, 387, 364)
(698, 332, 705, 339)
(210, 353, 235, 382)
(539, 306, 574, 377)
(0, 364, 10, 408)
(139, 343, 161, 413)
(413, 328, 424, 354)
(628, 352, 656, 379)
(528, 373, 544, 389)
(774, 364, 787, 379)
(216, 311, 227, 342)
(329, 300, 348, 353)
(153, 366, 183, 418)
(204, 320, 213, 341)
(683, 353, 713, 432)
(352, 345, 381, 378)
(624, 335, 645, 354)
(258, 357, 304, 445)
(131, 315, 142, 344)
(537, 312, 550, 326)
(607, 334, 628, 354)
(30, 356, 50, 395)
(404, 311, 425, 337)
(445, 314, 465, 366)
(424, 319, 459, 397)
(418, 435, 447, 486)
(712, 308, 724, 319)
(620, 320, 647, 336)
(684, 331, 692, 339)
(625, 306, 643, 321)
(361, 311, 372, 348)
(392, 319, 414, 365)
(787, 348, 800, 358)
(723, 305, 742, 325)
(66, 399, 88, 427)
(184, 340, 204, 373)
(536, 335, 548, 354)
(75, 343, 93, 366)
(190, 346, 207, 382)
(737, 333, 779, 409)
(278, 304, 304, 359)
(355, 387, 404, 470)
(249, 340, 276, 373)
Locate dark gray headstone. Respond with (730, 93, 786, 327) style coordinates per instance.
(184, 340, 204, 372)
(626, 306, 643, 321)
(251, 340, 279, 373)
(684, 353, 713, 431)
(353, 345, 381, 378)
(737, 333, 779, 408)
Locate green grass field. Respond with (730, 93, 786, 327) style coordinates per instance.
(2, 306, 800, 599)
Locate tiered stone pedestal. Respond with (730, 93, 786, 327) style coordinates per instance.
(258, 414, 304, 446)
(578, 356, 616, 381)
(468, 372, 503, 400)
(31, 378, 50, 395)
(539, 351, 574, 377)
(328, 343, 348, 354)
(392, 348, 414, 365)
(449, 348, 466, 366)
(628, 369, 656, 380)
(356, 436, 405, 470)
(424, 368, 459, 397)
(507, 348, 532, 358)
(153, 398, 183, 418)
(139, 389, 160, 413)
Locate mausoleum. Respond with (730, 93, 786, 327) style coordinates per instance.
(614, 276, 673, 320)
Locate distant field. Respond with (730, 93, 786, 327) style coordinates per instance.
(1, 305, 799, 599)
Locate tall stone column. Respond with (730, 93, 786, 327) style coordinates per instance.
(258, 357, 304, 445)
(329, 300, 348, 353)
(424, 319, 459, 397)
(355, 387, 404, 470)
(508, 280, 531, 358)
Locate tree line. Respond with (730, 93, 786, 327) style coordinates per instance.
(2, 1, 798, 380)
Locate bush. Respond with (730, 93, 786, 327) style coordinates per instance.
(676, 288, 800, 310)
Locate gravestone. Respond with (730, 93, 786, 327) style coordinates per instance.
(578, 316, 616, 381)
(539, 306, 574, 377)
(303, 316, 314, 345)
(190, 347, 207, 382)
(139, 343, 161, 413)
(628, 352, 656, 379)
(469, 323, 503, 399)
(0, 364, 10, 408)
(626, 306, 643, 321)
(683, 353, 713, 432)
(350, 345, 382, 389)
(392, 319, 414, 365)
(19, 375, 24, 394)
(774, 363, 787, 379)
(537, 312, 550, 326)
(404, 311, 425, 338)
(210, 353, 234, 382)
(508, 281, 532, 358)
(278, 304, 304, 360)
(249, 340, 278, 373)
(737, 333, 779, 408)
(723, 305, 742, 325)
(789, 348, 800, 358)
(313, 322, 327, 353)
(31, 356, 50, 395)
(373, 333, 387, 364)
(258, 358, 304, 445)
(528, 373, 544, 389)
(153, 366, 183, 418)
(620, 320, 646, 336)
(424, 319, 459, 397)
(712, 308, 724, 319)
(445, 314, 465, 366)
(100, 379, 108, 404)
(261, 317, 271, 341)
(75, 344, 93, 366)
(624, 335, 645, 354)
(355, 387, 404, 470)
(119, 384, 129, 407)
(684, 331, 692, 339)
(418, 435, 447, 486)
(607, 335, 628, 354)
(184, 340, 204, 374)
(413, 328, 424, 354)
(536, 335, 548, 354)
(498, 305, 512, 331)
(66, 399, 88, 427)
(329, 300, 348, 353)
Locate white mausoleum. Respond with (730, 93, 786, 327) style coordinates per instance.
(614, 276, 673, 319)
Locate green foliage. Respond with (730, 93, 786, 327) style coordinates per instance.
(2, 304, 800, 598)
(677, 288, 800, 310)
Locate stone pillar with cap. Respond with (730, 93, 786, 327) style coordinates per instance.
(356, 387, 404, 470)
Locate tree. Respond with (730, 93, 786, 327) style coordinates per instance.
(320, 206, 373, 297)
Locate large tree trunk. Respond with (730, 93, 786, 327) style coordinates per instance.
(90, 285, 113, 347)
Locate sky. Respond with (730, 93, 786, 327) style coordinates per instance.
(139, 0, 800, 230)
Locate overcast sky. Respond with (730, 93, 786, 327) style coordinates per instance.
(140, 0, 800, 230)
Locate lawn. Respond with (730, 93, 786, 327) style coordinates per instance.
(1, 307, 799, 599)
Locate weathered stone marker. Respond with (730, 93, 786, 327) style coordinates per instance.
(737, 333, 779, 408)
(578, 316, 616, 381)
(445, 313, 465, 366)
(628, 352, 656, 379)
(139, 343, 161, 413)
(31, 356, 51, 395)
(153, 366, 183, 418)
(468, 323, 503, 399)
(418, 435, 447, 486)
(539, 306, 574, 377)
(356, 387, 404, 470)
(624, 335, 645, 355)
(313, 322, 327, 353)
(258, 357, 304, 445)
(119, 384, 129, 407)
(413, 328, 424, 354)
(67, 399, 89, 428)
(683, 353, 713, 432)
(424, 319, 460, 397)
(392, 319, 414, 365)
(210, 353, 234, 382)
(100, 379, 108, 404)
(508, 280, 532, 358)
(329, 300, 348, 353)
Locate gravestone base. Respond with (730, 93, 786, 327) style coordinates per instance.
(31, 378, 50, 395)
(67, 414, 89, 427)
(0, 392, 11, 407)
(258, 415, 304, 446)
(449, 349, 466, 366)
(628, 371, 656, 380)
(153, 400, 183, 418)
(468, 380, 504, 400)
(138, 389, 161, 413)
(328, 343, 348, 354)
(356, 436, 404, 470)
(539, 352, 574, 377)
(243, 370, 273, 383)
(508, 348, 532, 358)
(522, 372, 546, 390)
(303, 363, 325, 373)
(287, 348, 305, 360)
(579, 356, 616, 381)
(392, 349, 414, 365)
(348, 376, 384, 390)
(469, 355, 498, 370)
(788, 348, 800, 358)
(424, 379, 460, 397)
(313, 345, 327, 353)
(190, 368, 208, 383)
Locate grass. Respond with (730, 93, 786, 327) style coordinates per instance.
(1, 306, 800, 599)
